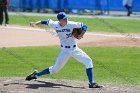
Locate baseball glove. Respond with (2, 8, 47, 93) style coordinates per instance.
(72, 28, 85, 39)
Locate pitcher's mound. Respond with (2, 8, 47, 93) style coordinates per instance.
(0, 77, 140, 93)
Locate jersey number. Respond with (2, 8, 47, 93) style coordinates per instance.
(66, 33, 72, 38)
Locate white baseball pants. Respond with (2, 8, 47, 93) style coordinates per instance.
(49, 47, 93, 74)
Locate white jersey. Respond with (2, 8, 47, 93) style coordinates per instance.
(48, 19, 83, 46)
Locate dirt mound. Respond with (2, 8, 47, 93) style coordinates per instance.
(0, 77, 140, 93)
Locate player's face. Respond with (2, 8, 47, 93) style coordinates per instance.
(59, 19, 68, 26)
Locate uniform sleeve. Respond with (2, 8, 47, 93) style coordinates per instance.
(41, 19, 56, 28)
(70, 22, 83, 28)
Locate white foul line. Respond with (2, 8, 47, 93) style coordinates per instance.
(1, 26, 140, 39)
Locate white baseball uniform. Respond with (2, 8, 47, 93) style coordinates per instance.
(44, 19, 93, 74)
(26, 12, 100, 87)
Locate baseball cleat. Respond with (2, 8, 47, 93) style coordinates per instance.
(89, 83, 103, 88)
(25, 70, 38, 81)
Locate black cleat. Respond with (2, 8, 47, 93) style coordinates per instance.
(89, 83, 103, 88)
(25, 70, 38, 81)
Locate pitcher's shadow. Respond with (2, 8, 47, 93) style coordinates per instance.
(25, 80, 85, 89)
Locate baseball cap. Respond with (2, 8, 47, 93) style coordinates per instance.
(57, 12, 68, 20)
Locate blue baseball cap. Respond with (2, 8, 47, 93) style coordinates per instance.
(57, 12, 68, 20)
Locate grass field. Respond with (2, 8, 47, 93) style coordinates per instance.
(0, 46, 140, 85)
(1, 14, 140, 86)
(10, 15, 140, 33)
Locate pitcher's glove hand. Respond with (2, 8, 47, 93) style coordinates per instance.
(72, 28, 85, 40)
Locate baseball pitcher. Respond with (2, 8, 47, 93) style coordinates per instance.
(26, 12, 102, 88)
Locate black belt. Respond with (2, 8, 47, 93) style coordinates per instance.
(61, 45, 76, 48)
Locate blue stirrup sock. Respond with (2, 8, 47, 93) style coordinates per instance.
(36, 68, 50, 76)
(86, 68, 94, 85)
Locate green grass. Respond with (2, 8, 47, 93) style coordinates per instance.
(0, 46, 140, 85)
(10, 15, 140, 33)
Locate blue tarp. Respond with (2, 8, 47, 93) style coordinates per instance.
(10, 0, 140, 11)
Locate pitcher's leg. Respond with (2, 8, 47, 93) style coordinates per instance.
(71, 48, 93, 68)
(36, 68, 50, 76)
(37, 49, 70, 76)
(71, 48, 102, 88)
(70, 48, 94, 84)
(26, 49, 70, 81)
(49, 50, 70, 74)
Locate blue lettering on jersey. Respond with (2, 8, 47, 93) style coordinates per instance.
(66, 33, 72, 38)
(56, 29, 70, 33)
